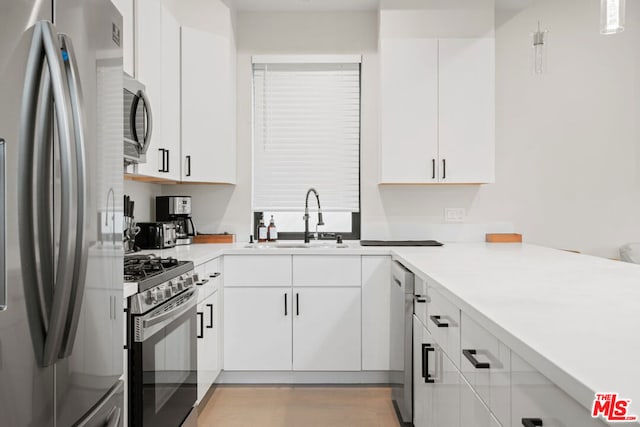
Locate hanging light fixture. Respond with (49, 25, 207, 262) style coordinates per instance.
(601, 0, 626, 34)
(531, 21, 548, 75)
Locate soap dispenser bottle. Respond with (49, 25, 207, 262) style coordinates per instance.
(257, 215, 268, 243)
(268, 215, 278, 242)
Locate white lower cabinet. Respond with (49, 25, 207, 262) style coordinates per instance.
(511, 352, 607, 427)
(196, 290, 220, 404)
(292, 287, 361, 371)
(413, 315, 460, 427)
(460, 377, 502, 427)
(223, 287, 292, 371)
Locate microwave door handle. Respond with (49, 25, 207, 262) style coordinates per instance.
(139, 89, 152, 155)
(58, 33, 89, 359)
(0, 139, 5, 311)
(130, 90, 140, 148)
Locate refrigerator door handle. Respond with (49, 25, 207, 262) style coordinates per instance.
(0, 139, 4, 311)
(58, 33, 89, 359)
(19, 21, 78, 367)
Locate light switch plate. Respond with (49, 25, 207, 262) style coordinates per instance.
(444, 208, 465, 223)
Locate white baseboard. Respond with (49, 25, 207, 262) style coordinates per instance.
(217, 370, 400, 385)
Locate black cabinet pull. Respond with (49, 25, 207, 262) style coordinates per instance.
(432, 158, 435, 179)
(206, 303, 213, 328)
(158, 148, 166, 172)
(284, 293, 288, 316)
(522, 419, 543, 427)
(186, 155, 191, 177)
(209, 272, 221, 278)
(197, 312, 204, 339)
(165, 149, 170, 172)
(430, 315, 449, 328)
(414, 294, 427, 303)
(442, 159, 446, 179)
(422, 344, 435, 383)
(463, 349, 490, 369)
(296, 293, 299, 316)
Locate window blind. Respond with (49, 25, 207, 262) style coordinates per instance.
(252, 62, 361, 212)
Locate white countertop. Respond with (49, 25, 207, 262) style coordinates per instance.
(392, 243, 640, 416)
(124, 241, 640, 416)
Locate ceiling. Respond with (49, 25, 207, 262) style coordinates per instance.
(224, 0, 530, 12)
(224, 0, 379, 12)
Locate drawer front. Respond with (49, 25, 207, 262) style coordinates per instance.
(292, 255, 361, 286)
(194, 263, 215, 303)
(206, 257, 223, 292)
(413, 275, 428, 327)
(512, 352, 608, 427)
(460, 312, 511, 426)
(426, 283, 461, 368)
(460, 376, 502, 427)
(224, 255, 292, 286)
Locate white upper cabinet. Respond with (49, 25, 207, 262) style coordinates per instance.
(181, 26, 236, 184)
(380, 38, 439, 184)
(110, 0, 134, 76)
(439, 38, 495, 184)
(379, 37, 495, 184)
(134, 0, 163, 178)
(159, 6, 181, 181)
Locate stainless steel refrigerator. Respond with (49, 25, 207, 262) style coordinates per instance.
(0, 0, 124, 426)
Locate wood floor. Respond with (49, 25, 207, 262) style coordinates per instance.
(197, 386, 401, 427)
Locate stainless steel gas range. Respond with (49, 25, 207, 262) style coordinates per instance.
(124, 255, 199, 427)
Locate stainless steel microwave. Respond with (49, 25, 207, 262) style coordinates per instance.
(123, 73, 152, 164)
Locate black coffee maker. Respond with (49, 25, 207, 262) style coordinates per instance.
(156, 196, 197, 245)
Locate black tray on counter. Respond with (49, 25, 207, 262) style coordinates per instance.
(359, 240, 443, 247)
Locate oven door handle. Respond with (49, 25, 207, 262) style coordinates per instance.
(141, 289, 198, 330)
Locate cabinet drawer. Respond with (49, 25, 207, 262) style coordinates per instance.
(512, 352, 607, 427)
(413, 275, 428, 327)
(196, 257, 222, 301)
(460, 312, 510, 426)
(206, 257, 223, 292)
(224, 255, 292, 286)
(426, 283, 461, 368)
(460, 376, 502, 427)
(292, 255, 360, 286)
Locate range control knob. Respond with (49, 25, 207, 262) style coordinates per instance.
(176, 280, 184, 291)
(154, 288, 164, 302)
(145, 290, 153, 305)
(164, 287, 173, 299)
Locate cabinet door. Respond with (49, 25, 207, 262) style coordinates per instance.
(159, 6, 181, 181)
(223, 287, 292, 370)
(110, 0, 134, 76)
(413, 316, 434, 427)
(135, 0, 163, 178)
(197, 290, 220, 405)
(292, 287, 361, 371)
(511, 352, 607, 427)
(362, 256, 395, 371)
(380, 38, 438, 184)
(460, 377, 501, 427)
(181, 26, 236, 184)
(439, 38, 495, 184)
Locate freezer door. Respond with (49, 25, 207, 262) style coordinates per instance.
(75, 380, 125, 427)
(0, 2, 55, 426)
(53, 0, 124, 426)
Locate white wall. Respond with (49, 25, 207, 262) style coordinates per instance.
(135, 0, 639, 257)
(123, 179, 161, 221)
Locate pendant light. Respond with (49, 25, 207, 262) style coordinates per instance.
(532, 21, 548, 75)
(601, 0, 626, 34)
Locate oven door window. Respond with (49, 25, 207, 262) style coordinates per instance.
(135, 306, 197, 427)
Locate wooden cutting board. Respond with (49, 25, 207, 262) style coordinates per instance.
(193, 234, 235, 244)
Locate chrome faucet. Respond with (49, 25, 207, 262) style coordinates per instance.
(304, 188, 324, 243)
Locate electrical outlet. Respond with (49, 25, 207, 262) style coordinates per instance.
(444, 208, 465, 223)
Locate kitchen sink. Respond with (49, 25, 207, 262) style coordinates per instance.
(244, 242, 349, 249)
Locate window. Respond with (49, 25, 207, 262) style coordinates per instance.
(252, 56, 361, 240)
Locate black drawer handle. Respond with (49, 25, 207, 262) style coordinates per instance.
(284, 293, 288, 316)
(197, 312, 204, 339)
(209, 272, 221, 278)
(206, 303, 213, 328)
(430, 315, 449, 328)
(296, 293, 299, 316)
(414, 294, 427, 303)
(522, 419, 543, 427)
(463, 349, 490, 369)
(196, 278, 209, 286)
(422, 344, 435, 384)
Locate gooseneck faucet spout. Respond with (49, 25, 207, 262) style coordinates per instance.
(304, 188, 324, 243)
